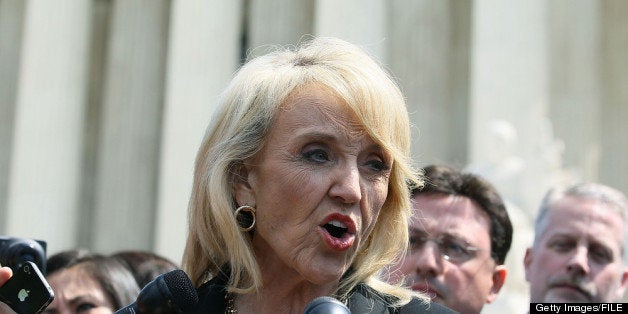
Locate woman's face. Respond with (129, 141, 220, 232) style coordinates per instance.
(234, 84, 391, 285)
(43, 266, 115, 314)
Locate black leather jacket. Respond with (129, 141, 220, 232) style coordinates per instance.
(187, 272, 457, 314)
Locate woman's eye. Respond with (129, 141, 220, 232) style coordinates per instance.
(409, 235, 422, 247)
(366, 159, 390, 172)
(302, 148, 330, 163)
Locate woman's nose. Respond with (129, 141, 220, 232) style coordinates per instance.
(329, 163, 362, 205)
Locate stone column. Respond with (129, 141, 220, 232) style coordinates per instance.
(548, 0, 601, 183)
(315, 0, 387, 58)
(91, 0, 169, 253)
(470, 1, 551, 312)
(599, 0, 628, 194)
(388, 0, 472, 166)
(5, 0, 91, 253)
(469, 0, 552, 215)
(0, 0, 25, 229)
(247, 0, 315, 57)
(154, 0, 243, 263)
(599, 1, 628, 301)
(75, 0, 112, 250)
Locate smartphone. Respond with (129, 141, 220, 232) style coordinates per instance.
(0, 261, 54, 314)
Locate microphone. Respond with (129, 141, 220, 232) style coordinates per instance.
(303, 296, 350, 314)
(115, 269, 199, 314)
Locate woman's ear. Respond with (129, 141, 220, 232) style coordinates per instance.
(232, 162, 256, 207)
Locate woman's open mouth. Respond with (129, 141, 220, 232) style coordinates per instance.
(319, 213, 356, 251)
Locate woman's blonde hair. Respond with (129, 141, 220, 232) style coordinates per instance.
(182, 37, 424, 304)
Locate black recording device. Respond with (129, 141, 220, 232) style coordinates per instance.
(0, 236, 47, 275)
(115, 269, 198, 314)
(0, 261, 54, 314)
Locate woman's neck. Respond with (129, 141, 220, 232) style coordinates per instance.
(233, 269, 339, 313)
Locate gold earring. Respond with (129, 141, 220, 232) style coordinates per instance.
(234, 205, 256, 232)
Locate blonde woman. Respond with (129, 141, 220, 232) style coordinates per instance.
(182, 37, 454, 313)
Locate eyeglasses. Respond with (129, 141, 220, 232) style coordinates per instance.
(409, 233, 481, 263)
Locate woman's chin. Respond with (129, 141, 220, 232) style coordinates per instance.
(300, 260, 349, 285)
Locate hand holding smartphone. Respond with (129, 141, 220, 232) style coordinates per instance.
(0, 262, 54, 314)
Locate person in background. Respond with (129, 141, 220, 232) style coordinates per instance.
(42, 249, 140, 314)
(391, 164, 512, 314)
(182, 37, 455, 313)
(524, 182, 628, 303)
(112, 250, 179, 288)
(44, 248, 93, 274)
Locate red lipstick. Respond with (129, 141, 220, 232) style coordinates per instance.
(318, 213, 356, 251)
